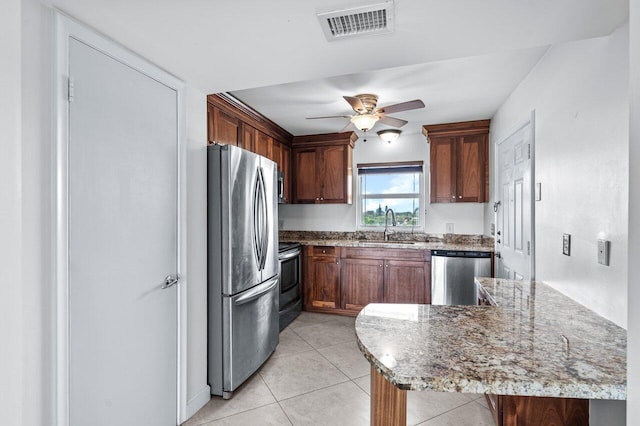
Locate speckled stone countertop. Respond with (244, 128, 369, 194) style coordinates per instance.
(355, 278, 626, 400)
(279, 230, 494, 252)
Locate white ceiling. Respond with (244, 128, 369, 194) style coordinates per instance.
(49, 0, 629, 135)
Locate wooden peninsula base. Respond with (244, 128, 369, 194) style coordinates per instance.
(370, 367, 589, 426)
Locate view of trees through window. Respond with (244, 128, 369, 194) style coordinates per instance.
(359, 166, 422, 228)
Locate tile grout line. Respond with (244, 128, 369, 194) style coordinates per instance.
(413, 398, 490, 426)
(257, 372, 295, 426)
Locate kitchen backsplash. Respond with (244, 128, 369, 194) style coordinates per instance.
(279, 230, 494, 247)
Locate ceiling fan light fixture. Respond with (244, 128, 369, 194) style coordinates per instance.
(351, 114, 379, 131)
(377, 129, 401, 143)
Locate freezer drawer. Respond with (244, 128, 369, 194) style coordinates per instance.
(222, 276, 279, 392)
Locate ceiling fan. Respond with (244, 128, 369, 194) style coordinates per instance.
(306, 94, 425, 133)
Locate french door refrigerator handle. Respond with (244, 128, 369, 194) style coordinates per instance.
(258, 167, 269, 271)
(234, 276, 278, 306)
(252, 172, 262, 267)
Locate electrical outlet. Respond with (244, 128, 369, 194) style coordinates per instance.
(446, 223, 454, 234)
(562, 233, 571, 256)
(597, 239, 610, 266)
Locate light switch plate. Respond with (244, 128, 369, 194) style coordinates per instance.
(597, 239, 610, 266)
(563, 233, 571, 256)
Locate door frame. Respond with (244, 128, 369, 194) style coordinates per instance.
(53, 12, 188, 425)
(493, 110, 536, 280)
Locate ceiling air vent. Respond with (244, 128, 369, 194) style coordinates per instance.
(317, 1, 395, 41)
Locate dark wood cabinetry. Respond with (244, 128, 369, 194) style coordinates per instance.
(292, 133, 357, 204)
(304, 245, 430, 316)
(341, 258, 385, 312)
(485, 394, 588, 426)
(423, 120, 490, 203)
(304, 246, 341, 310)
(207, 93, 293, 201)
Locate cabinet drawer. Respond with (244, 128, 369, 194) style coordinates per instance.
(342, 247, 428, 261)
(313, 246, 338, 257)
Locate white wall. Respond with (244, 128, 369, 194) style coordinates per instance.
(18, 0, 54, 425)
(0, 1, 23, 425)
(489, 25, 629, 328)
(185, 86, 210, 410)
(488, 24, 629, 424)
(279, 132, 487, 234)
(627, 0, 640, 421)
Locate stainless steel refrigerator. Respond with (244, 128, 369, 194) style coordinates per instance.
(207, 144, 279, 399)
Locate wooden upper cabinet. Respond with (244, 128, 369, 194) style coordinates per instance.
(207, 94, 294, 201)
(240, 123, 255, 151)
(210, 106, 240, 146)
(254, 130, 272, 159)
(423, 120, 490, 203)
(281, 144, 291, 202)
(294, 148, 318, 203)
(291, 132, 357, 204)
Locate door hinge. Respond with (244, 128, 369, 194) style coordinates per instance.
(527, 144, 531, 159)
(68, 76, 75, 102)
(527, 241, 531, 255)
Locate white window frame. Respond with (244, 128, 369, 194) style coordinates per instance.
(356, 161, 425, 231)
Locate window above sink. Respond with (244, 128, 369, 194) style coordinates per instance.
(357, 161, 424, 231)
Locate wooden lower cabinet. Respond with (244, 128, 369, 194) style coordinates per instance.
(341, 258, 384, 312)
(485, 394, 589, 426)
(384, 259, 430, 304)
(304, 245, 430, 316)
(304, 246, 341, 310)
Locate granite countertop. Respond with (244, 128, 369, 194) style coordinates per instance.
(355, 278, 627, 400)
(279, 231, 494, 252)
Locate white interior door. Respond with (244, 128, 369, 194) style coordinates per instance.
(67, 37, 178, 425)
(495, 119, 534, 280)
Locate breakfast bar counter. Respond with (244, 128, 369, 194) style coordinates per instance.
(355, 278, 626, 425)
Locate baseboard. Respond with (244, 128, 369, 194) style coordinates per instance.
(185, 385, 211, 421)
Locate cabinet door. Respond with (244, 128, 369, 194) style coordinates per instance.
(341, 258, 384, 312)
(293, 148, 319, 203)
(254, 130, 272, 159)
(321, 145, 347, 203)
(308, 256, 341, 309)
(240, 123, 255, 152)
(457, 135, 487, 202)
(271, 140, 282, 170)
(430, 137, 457, 203)
(281, 144, 291, 203)
(384, 260, 430, 304)
(212, 107, 240, 146)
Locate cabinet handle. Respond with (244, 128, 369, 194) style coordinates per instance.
(316, 197, 319, 200)
(452, 195, 455, 199)
(320, 197, 324, 200)
(385, 264, 389, 268)
(336, 261, 339, 265)
(322, 250, 326, 254)
(379, 264, 383, 268)
(458, 195, 462, 199)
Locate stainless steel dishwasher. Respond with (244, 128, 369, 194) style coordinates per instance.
(431, 250, 492, 305)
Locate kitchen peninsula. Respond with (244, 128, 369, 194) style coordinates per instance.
(355, 278, 627, 426)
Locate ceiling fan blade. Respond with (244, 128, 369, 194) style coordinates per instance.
(306, 115, 352, 120)
(378, 115, 408, 128)
(339, 121, 355, 133)
(343, 96, 365, 112)
(377, 99, 425, 114)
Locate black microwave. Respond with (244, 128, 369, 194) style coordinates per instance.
(277, 171, 286, 204)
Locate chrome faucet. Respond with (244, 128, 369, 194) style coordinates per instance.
(383, 208, 396, 241)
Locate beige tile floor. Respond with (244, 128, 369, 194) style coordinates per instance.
(183, 312, 495, 426)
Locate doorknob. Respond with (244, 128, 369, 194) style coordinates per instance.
(494, 252, 502, 259)
(161, 274, 180, 289)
